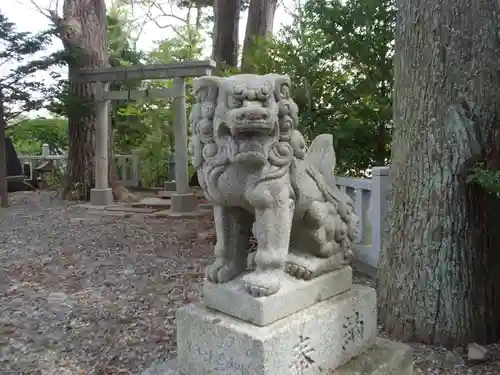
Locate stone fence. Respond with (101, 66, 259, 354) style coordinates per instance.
(335, 166, 390, 276)
(18, 144, 142, 188)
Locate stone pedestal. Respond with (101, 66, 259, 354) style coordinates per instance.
(164, 181, 176, 191)
(142, 265, 413, 375)
(171, 193, 198, 213)
(203, 266, 353, 326)
(177, 285, 376, 375)
(144, 339, 412, 375)
(90, 188, 113, 206)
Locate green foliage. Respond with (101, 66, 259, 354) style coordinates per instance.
(108, 7, 138, 66)
(175, 0, 250, 24)
(7, 0, 398, 187)
(250, 0, 394, 175)
(147, 26, 203, 63)
(0, 11, 55, 122)
(42, 6, 207, 187)
(116, 21, 205, 186)
(467, 163, 500, 197)
(176, 0, 249, 9)
(42, 167, 66, 191)
(7, 118, 68, 155)
(107, 11, 149, 153)
(138, 129, 171, 187)
(47, 10, 148, 154)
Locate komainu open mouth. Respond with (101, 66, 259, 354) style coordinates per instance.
(231, 120, 273, 136)
(217, 120, 275, 140)
(229, 126, 275, 164)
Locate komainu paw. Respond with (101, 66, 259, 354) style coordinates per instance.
(241, 270, 283, 297)
(286, 251, 347, 280)
(206, 259, 243, 284)
(286, 263, 313, 280)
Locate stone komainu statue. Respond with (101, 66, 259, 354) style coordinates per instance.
(189, 74, 359, 297)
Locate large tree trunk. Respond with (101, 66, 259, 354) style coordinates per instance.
(55, 0, 127, 201)
(0, 88, 7, 207)
(65, 66, 97, 199)
(377, 0, 500, 346)
(240, 0, 277, 73)
(212, 0, 240, 69)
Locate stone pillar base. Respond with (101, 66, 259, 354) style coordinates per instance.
(90, 188, 113, 206)
(163, 181, 176, 191)
(171, 193, 197, 213)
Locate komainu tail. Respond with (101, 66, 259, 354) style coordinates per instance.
(304, 134, 336, 188)
(304, 134, 359, 243)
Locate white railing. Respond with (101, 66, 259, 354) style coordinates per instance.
(18, 144, 142, 188)
(336, 166, 390, 275)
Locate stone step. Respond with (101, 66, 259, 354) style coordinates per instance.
(198, 203, 213, 210)
(86, 210, 134, 218)
(132, 197, 172, 209)
(157, 190, 205, 199)
(148, 208, 213, 218)
(333, 338, 412, 374)
(106, 206, 159, 213)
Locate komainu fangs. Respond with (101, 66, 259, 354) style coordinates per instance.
(190, 74, 359, 297)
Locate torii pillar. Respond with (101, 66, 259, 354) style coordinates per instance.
(170, 77, 197, 213)
(90, 81, 113, 206)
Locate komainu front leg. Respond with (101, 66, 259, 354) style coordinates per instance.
(242, 193, 294, 297)
(206, 205, 252, 284)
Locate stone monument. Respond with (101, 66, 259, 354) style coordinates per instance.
(143, 74, 412, 375)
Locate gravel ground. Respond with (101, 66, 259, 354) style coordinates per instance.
(1, 191, 499, 375)
(1, 192, 212, 375)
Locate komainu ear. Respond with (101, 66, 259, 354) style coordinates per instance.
(193, 76, 221, 101)
(264, 74, 292, 100)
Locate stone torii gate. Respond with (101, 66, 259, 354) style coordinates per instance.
(73, 60, 215, 212)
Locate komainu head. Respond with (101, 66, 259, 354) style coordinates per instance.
(190, 74, 299, 168)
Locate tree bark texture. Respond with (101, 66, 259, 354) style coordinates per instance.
(377, 0, 500, 346)
(240, 0, 277, 73)
(212, 0, 241, 69)
(58, 0, 121, 199)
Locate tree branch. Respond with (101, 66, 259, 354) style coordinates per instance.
(26, 0, 58, 21)
(154, 2, 190, 24)
(142, 13, 186, 39)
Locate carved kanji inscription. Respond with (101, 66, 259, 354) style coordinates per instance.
(289, 334, 315, 372)
(341, 311, 365, 351)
